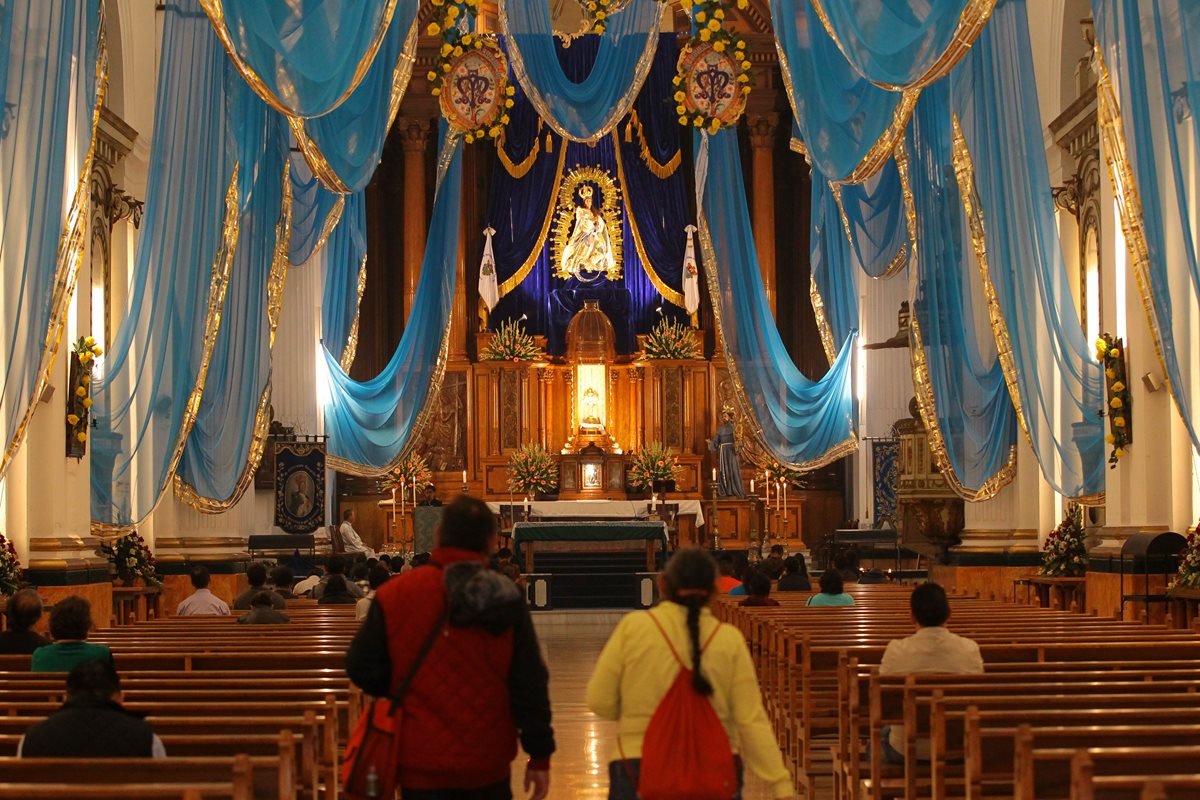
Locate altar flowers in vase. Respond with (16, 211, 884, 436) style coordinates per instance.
(382, 453, 433, 497)
(628, 442, 681, 491)
(507, 444, 558, 498)
(0, 535, 21, 596)
(1039, 505, 1087, 578)
(98, 532, 158, 587)
(1168, 524, 1200, 593)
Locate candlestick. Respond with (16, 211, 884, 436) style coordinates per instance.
(750, 478, 755, 494)
(412, 480, 417, 509)
(462, 469, 469, 493)
(711, 467, 717, 483)
(390, 487, 398, 546)
(783, 480, 788, 525)
(651, 493, 657, 513)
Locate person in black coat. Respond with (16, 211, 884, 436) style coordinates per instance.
(317, 575, 359, 605)
(0, 590, 50, 655)
(776, 555, 812, 592)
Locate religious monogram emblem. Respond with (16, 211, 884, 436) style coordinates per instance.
(552, 167, 623, 282)
(677, 43, 747, 127)
(439, 40, 509, 136)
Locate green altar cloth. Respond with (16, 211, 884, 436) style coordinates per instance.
(511, 521, 669, 567)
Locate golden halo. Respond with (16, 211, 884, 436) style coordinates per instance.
(551, 166, 623, 280)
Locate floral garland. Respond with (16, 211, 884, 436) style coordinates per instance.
(1095, 333, 1131, 468)
(643, 318, 701, 360)
(67, 336, 102, 453)
(1039, 504, 1086, 577)
(426, 0, 514, 144)
(582, 0, 617, 33)
(481, 319, 543, 362)
(628, 442, 681, 489)
(759, 460, 809, 490)
(674, 0, 752, 133)
(1168, 524, 1200, 592)
(0, 534, 22, 596)
(98, 532, 157, 585)
(382, 452, 432, 493)
(507, 443, 558, 496)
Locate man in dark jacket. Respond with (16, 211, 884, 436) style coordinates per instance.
(348, 495, 554, 800)
(233, 562, 286, 610)
(20, 660, 164, 757)
(0, 589, 50, 654)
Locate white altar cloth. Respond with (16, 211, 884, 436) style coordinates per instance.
(486, 499, 705, 527)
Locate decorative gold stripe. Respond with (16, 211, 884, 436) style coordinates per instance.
(290, 18, 419, 194)
(626, 110, 681, 179)
(896, 136, 1017, 502)
(499, 0, 663, 145)
(774, 40, 919, 184)
(809, 0, 997, 91)
(612, 131, 687, 308)
(174, 159, 294, 514)
(91, 520, 136, 539)
(198, 0, 399, 119)
(497, 141, 568, 298)
(340, 253, 369, 372)
(310, 193, 346, 260)
(830, 179, 908, 279)
(0, 7, 108, 484)
(495, 121, 542, 179)
(809, 271, 839, 367)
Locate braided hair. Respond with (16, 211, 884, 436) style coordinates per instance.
(662, 547, 717, 695)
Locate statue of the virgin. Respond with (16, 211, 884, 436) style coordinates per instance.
(561, 184, 615, 280)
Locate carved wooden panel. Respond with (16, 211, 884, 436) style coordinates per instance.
(662, 366, 683, 450)
(414, 370, 468, 470)
(500, 368, 521, 450)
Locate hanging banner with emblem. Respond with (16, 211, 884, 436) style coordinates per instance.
(274, 440, 326, 534)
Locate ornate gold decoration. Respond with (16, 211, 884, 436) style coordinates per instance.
(552, 165, 623, 281)
(198, 0, 399, 118)
(675, 32, 751, 132)
(340, 254, 369, 372)
(290, 19, 419, 194)
(437, 36, 512, 142)
(0, 10, 107, 484)
(809, 271, 839, 367)
(310, 193, 346, 259)
(611, 133, 686, 307)
(498, 141, 568, 298)
(808, 0, 997, 91)
(624, 110, 680, 179)
(499, 0, 663, 144)
(495, 120, 543, 179)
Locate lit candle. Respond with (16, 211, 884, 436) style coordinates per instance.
(412, 480, 417, 508)
(712, 467, 717, 482)
(776, 480, 782, 510)
(750, 479, 755, 494)
(651, 493, 657, 512)
(462, 469, 468, 484)
(399, 477, 405, 513)
(783, 480, 788, 521)
(764, 478, 770, 508)
(524, 495, 531, 514)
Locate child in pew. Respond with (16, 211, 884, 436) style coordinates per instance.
(739, 571, 780, 607)
(876, 582, 983, 764)
(19, 660, 165, 758)
(30, 596, 114, 673)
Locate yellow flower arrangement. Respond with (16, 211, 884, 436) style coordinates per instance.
(1097, 331, 1130, 468)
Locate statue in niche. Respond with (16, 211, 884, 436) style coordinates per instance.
(707, 406, 744, 497)
(561, 184, 616, 282)
(581, 386, 603, 427)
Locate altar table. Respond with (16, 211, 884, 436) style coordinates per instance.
(486, 499, 705, 527)
(512, 521, 669, 573)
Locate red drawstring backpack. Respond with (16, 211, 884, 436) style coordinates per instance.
(622, 610, 738, 800)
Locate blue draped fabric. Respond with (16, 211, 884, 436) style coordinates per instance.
(175, 114, 289, 509)
(951, 0, 1105, 498)
(486, 35, 688, 355)
(321, 128, 461, 472)
(289, 0, 418, 193)
(288, 157, 343, 265)
(199, 0, 398, 117)
(905, 86, 1018, 496)
(1093, 0, 1200, 454)
(810, 177, 859, 362)
(500, 0, 663, 142)
(0, 0, 102, 482)
(835, 158, 909, 278)
(769, 0, 913, 181)
(321, 190, 367, 367)
(698, 129, 857, 467)
(810, 0, 994, 88)
(92, 0, 274, 525)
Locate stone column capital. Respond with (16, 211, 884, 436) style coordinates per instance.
(398, 117, 433, 152)
(747, 112, 779, 150)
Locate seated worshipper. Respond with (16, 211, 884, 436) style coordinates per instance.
(351, 562, 371, 595)
(238, 592, 290, 625)
(0, 589, 51, 654)
(728, 563, 757, 597)
(417, 484, 443, 506)
(377, 554, 394, 572)
(233, 562, 285, 611)
(806, 570, 855, 607)
(31, 596, 114, 673)
(356, 564, 392, 621)
(318, 575, 359, 605)
(410, 552, 432, 569)
(339, 509, 374, 557)
(293, 569, 323, 597)
(312, 554, 366, 600)
(761, 544, 787, 581)
(715, 553, 741, 594)
(175, 565, 231, 616)
(833, 549, 861, 583)
(878, 582, 983, 764)
(19, 660, 165, 758)
(777, 555, 812, 592)
(739, 570, 780, 607)
(270, 565, 298, 599)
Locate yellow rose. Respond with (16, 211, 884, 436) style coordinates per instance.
(741, 85, 751, 95)
(91, 345, 102, 356)
(1109, 347, 1121, 358)
(674, 90, 685, 102)
(440, 44, 453, 57)
(708, 120, 720, 134)
(680, 0, 692, 8)
(1114, 416, 1126, 427)
(427, 70, 439, 82)
(427, 22, 441, 36)
(76, 431, 87, 444)
(67, 414, 80, 427)
(75, 386, 87, 398)
(734, 50, 744, 61)
(476, 128, 486, 138)
(431, 87, 441, 96)
(463, 34, 473, 45)
(737, 40, 746, 49)
(504, 98, 514, 108)
(713, 41, 726, 52)
(466, 133, 475, 144)
(676, 104, 687, 115)
(1110, 397, 1123, 409)
(692, 117, 703, 127)
(588, 1, 597, 8)
(446, 5, 459, 18)
(1105, 368, 1116, 379)
(714, 8, 724, 18)
(672, 75, 682, 86)
(695, 11, 706, 22)
(707, 18, 720, 31)
(1113, 447, 1125, 459)
(442, 63, 451, 73)
(737, 0, 748, 8)
(737, 73, 749, 83)
(1111, 381, 1125, 393)
(699, 29, 711, 41)
(82, 398, 92, 409)
(595, 11, 606, 20)
(486, 126, 498, 138)
(678, 116, 689, 125)
(1095, 337, 1106, 351)
(79, 351, 91, 364)
(453, 46, 463, 57)
(1105, 434, 1115, 444)
(500, 115, 510, 124)
(505, 86, 516, 96)
(741, 60, 751, 70)
(82, 374, 90, 384)
(84, 336, 95, 347)
(432, 0, 444, 5)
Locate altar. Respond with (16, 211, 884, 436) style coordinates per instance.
(485, 498, 705, 527)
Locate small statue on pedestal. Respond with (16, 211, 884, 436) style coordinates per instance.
(708, 407, 744, 498)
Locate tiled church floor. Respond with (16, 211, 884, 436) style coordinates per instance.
(510, 613, 785, 799)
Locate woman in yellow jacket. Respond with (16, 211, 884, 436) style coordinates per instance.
(586, 547, 795, 799)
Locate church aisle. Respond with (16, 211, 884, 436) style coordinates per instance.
(514, 614, 783, 799)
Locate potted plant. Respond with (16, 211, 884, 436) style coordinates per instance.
(98, 532, 158, 587)
(628, 442, 681, 497)
(507, 444, 558, 499)
(1039, 505, 1087, 577)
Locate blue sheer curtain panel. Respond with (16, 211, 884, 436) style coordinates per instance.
(288, 155, 344, 265)
(175, 119, 290, 512)
(500, 0, 663, 143)
(769, 0, 916, 181)
(951, 0, 1105, 499)
(833, 158, 909, 278)
(91, 0, 272, 526)
(322, 128, 462, 474)
(1093, 0, 1200, 454)
(321, 190, 368, 371)
(0, 0, 103, 482)
(199, 0, 399, 117)
(289, 0, 419, 193)
(809, 177, 859, 365)
(697, 130, 857, 468)
(808, 0, 996, 89)
(904, 87, 1018, 499)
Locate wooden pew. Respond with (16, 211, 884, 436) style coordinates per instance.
(1072, 748, 1200, 800)
(0, 754, 254, 799)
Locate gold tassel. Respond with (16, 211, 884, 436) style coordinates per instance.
(627, 110, 681, 179)
(545, 132, 553, 152)
(625, 111, 635, 143)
